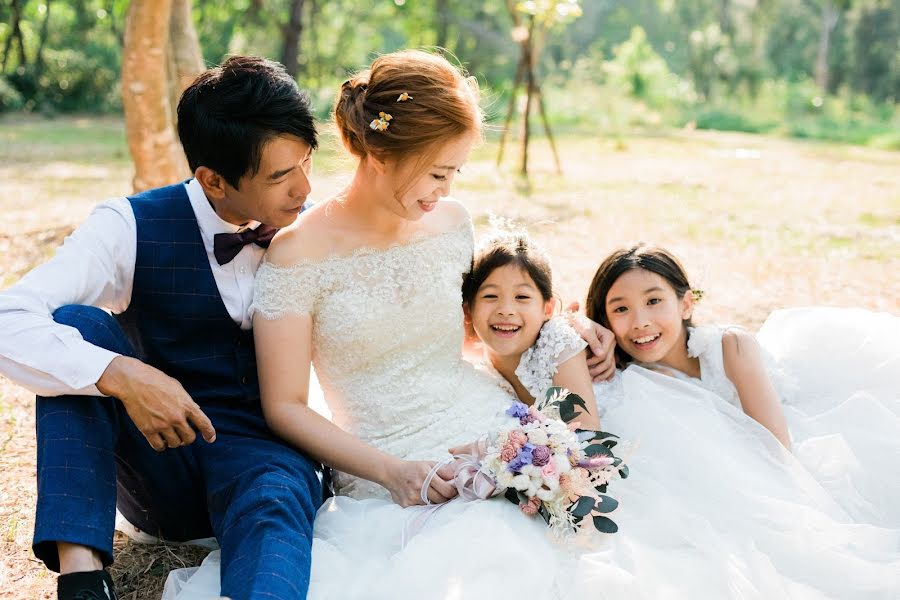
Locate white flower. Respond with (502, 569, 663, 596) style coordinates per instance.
(521, 464, 542, 478)
(529, 429, 549, 446)
(553, 454, 572, 474)
(512, 474, 531, 491)
(497, 470, 515, 489)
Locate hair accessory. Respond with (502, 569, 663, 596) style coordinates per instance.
(691, 288, 704, 302)
(369, 111, 392, 131)
(396, 92, 413, 102)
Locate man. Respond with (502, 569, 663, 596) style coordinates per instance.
(0, 56, 320, 600)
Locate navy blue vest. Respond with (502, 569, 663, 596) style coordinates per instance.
(122, 183, 259, 404)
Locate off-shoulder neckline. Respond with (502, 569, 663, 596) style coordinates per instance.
(261, 219, 472, 271)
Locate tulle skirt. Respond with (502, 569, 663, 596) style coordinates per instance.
(163, 307, 900, 599)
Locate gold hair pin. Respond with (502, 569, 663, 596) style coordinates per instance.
(369, 111, 392, 131)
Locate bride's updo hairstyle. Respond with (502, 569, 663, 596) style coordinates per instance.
(462, 231, 554, 307)
(585, 244, 697, 367)
(333, 49, 482, 198)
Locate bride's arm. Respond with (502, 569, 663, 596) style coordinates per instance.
(552, 350, 602, 430)
(722, 330, 792, 451)
(253, 303, 457, 506)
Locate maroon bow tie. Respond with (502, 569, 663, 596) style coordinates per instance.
(213, 225, 278, 265)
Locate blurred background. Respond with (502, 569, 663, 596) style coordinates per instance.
(1, 0, 898, 147)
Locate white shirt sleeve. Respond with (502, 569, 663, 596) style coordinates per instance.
(0, 199, 136, 396)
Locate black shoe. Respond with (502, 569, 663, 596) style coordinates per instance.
(57, 569, 117, 600)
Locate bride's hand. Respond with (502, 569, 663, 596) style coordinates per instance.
(381, 458, 458, 507)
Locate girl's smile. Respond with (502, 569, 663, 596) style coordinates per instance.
(605, 268, 694, 369)
(469, 264, 554, 361)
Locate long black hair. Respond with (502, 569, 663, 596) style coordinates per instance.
(586, 244, 695, 366)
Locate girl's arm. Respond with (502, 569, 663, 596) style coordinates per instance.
(721, 329, 792, 450)
(254, 312, 457, 506)
(553, 350, 602, 430)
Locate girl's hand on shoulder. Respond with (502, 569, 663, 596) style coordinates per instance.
(564, 303, 617, 382)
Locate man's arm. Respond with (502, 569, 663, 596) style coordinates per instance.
(0, 200, 136, 395)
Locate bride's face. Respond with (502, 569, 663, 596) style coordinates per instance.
(468, 264, 555, 362)
(605, 268, 693, 366)
(381, 134, 476, 220)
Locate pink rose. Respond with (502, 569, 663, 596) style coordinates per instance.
(500, 443, 519, 462)
(507, 430, 527, 448)
(541, 461, 558, 478)
(520, 496, 541, 516)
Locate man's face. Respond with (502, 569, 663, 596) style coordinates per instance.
(225, 135, 313, 228)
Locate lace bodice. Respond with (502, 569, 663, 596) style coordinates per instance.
(251, 217, 513, 499)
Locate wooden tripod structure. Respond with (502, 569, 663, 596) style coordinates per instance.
(497, 2, 563, 177)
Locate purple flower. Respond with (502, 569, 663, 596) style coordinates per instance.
(506, 402, 530, 419)
(531, 445, 551, 467)
(507, 445, 535, 473)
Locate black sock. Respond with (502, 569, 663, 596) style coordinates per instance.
(57, 569, 117, 600)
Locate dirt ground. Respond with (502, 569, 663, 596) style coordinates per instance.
(1, 116, 897, 598)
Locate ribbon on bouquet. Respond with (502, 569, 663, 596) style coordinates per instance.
(400, 453, 498, 548)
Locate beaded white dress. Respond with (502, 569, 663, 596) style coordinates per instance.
(163, 217, 900, 599)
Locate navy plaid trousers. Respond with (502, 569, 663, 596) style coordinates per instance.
(34, 305, 322, 599)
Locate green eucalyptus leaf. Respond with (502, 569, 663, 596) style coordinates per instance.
(594, 495, 619, 513)
(593, 515, 619, 533)
(584, 443, 614, 457)
(570, 495, 595, 517)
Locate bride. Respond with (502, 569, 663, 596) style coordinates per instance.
(164, 50, 900, 599)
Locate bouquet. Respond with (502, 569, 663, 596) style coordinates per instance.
(481, 387, 628, 535)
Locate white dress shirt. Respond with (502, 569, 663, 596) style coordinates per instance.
(0, 179, 266, 397)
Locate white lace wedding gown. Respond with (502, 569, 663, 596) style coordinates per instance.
(163, 221, 900, 599)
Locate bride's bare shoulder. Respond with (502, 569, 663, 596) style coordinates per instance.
(428, 197, 472, 233)
(265, 201, 340, 267)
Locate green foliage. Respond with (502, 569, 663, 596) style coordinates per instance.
(0, 0, 894, 150)
(604, 27, 687, 108)
(0, 76, 24, 112)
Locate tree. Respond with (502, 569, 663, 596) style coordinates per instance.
(805, 0, 852, 92)
(122, 0, 203, 192)
(497, 0, 583, 177)
(281, 0, 305, 78)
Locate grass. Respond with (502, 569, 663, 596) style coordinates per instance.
(1, 115, 898, 599)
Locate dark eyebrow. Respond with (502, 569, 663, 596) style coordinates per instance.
(268, 166, 295, 180)
(269, 149, 313, 180)
(606, 286, 664, 305)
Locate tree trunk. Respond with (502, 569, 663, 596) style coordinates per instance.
(36, 0, 53, 73)
(815, 0, 838, 92)
(2, 0, 28, 72)
(519, 18, 536, 177)
(435, 0, 449, 49)
(122, 0, 190, 192)
(281, 0, 305, 78)
(168, 0, 205, 123)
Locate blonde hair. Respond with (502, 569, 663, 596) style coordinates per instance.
(333, 50, 482, 197)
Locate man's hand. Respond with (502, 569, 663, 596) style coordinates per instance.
(97, 356, 216, 451)
(565, 302, 617, 382)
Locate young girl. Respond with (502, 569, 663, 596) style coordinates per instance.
(462, 231, 601, 430)
(586, 243, 900, 531)
(585, 243, 792, 449)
